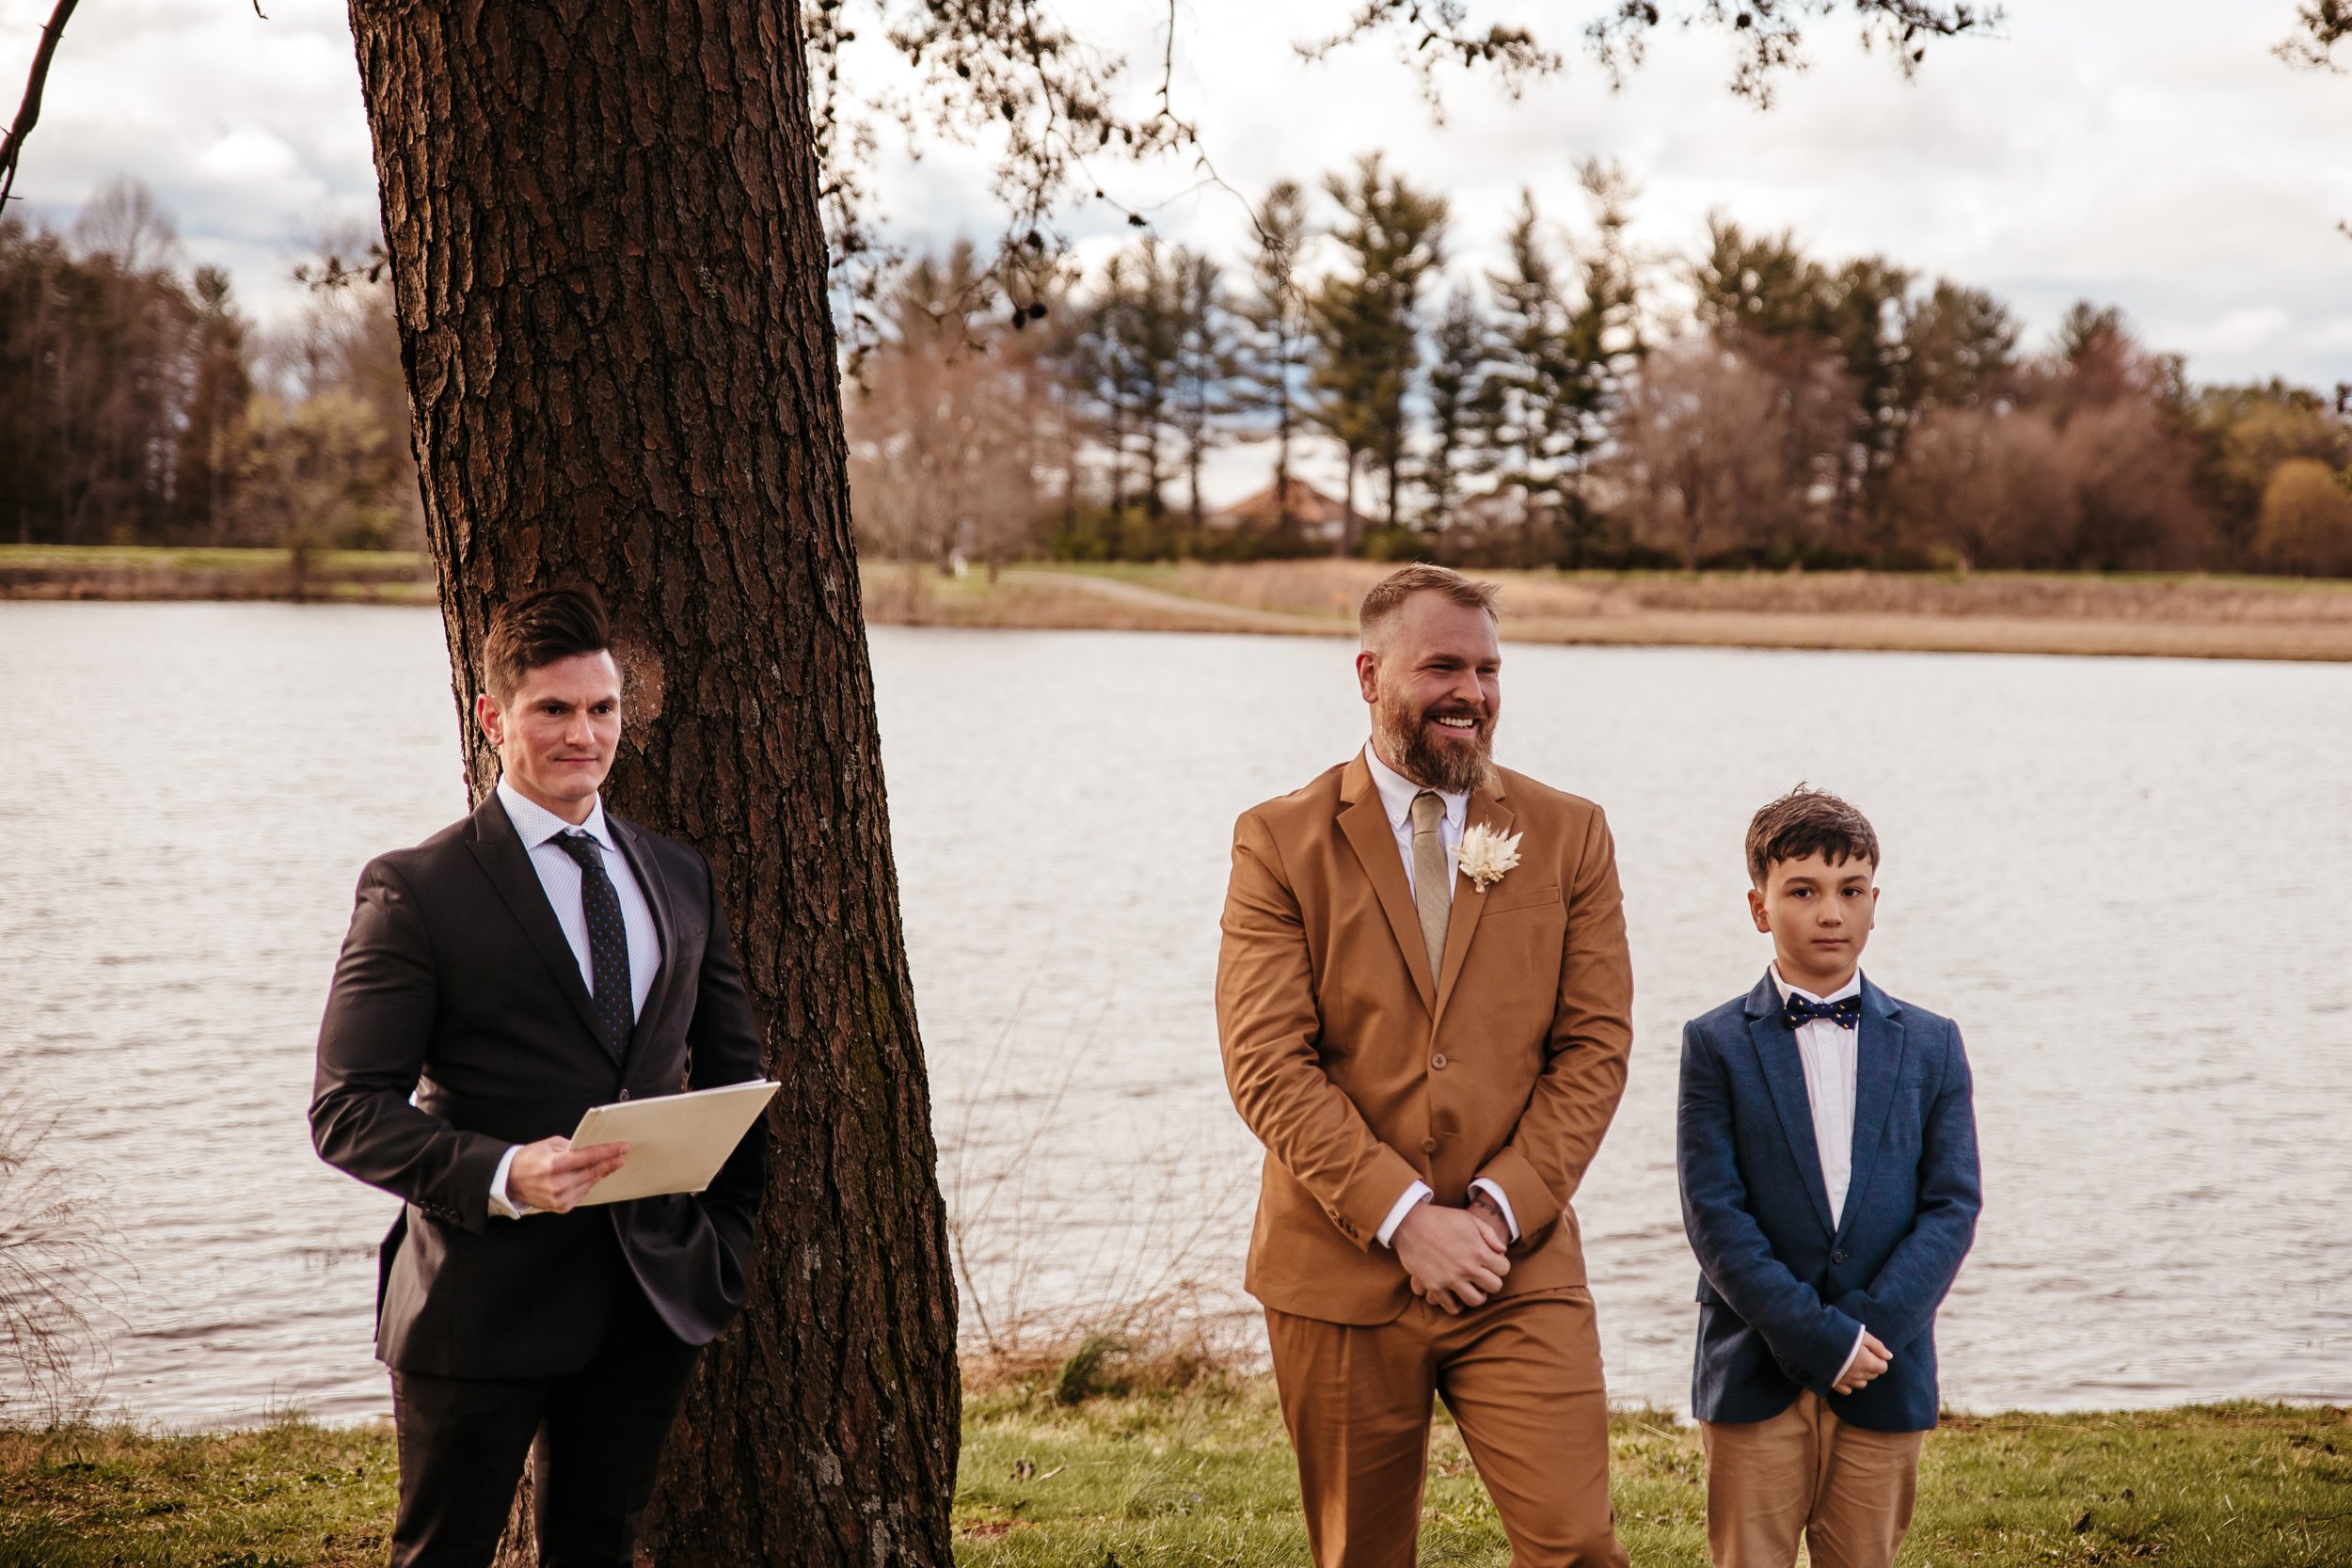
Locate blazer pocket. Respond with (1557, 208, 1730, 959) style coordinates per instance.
(1481, 881, 1562, 916)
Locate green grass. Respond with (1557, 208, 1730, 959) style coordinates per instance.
(0, 1418, 398, 1566)
(5, 1390, 2346, 1566)
(0, 544, 430, 574)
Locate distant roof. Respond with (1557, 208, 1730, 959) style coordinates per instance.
(1208, 476, 1352, 530)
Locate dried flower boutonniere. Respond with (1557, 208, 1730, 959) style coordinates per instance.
(1455, 823, 1523, 892)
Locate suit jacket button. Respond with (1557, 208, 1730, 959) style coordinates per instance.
(1421, 1138, 1438, 1153)
(1833, 1249, 1847, 1264)
(1431, 1053, 1449, 1070)
(619, 1089, 631, 1101)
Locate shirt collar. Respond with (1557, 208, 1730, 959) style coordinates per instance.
(1770, 963, 1864, 1007)
(1362, 743, 1469, 832)
(496, 775, 612, 852)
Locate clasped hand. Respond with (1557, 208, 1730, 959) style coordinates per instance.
(1832, 1330, 1893, 1396)
(506, 1135, 628, 1213)
(1394, 1197, 1510, 1315)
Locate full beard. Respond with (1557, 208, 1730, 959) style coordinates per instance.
(1374, 687, 1495, 795)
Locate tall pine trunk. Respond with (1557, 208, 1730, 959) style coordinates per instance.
(344, 4, 960, 1563)
(1273, 379, 1295, 531)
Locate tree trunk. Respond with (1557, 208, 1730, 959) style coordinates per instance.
(345, 5, 960, 1564)
(1274, 395, 1294, 531)
(1338, 447, 1360, 557)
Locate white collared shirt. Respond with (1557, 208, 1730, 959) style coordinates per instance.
(1772, 964, 1862, 1221)
(1771, 963, 1868, 1383)
(1359, 745, 1518, 1248)
(487, 777, 664, 1217)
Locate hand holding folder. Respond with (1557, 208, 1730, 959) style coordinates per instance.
(560, 1080, 778, 1208)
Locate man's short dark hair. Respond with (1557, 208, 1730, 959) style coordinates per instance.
(1745, 785, 1881, 889)
(482, 584, 613, 701)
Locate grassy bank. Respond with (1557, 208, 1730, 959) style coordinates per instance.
(0, 544, 434, 604)
(14, 546, 2352, 660)
(5, 1386, 2345, 1566)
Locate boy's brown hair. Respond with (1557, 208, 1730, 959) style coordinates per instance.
(1745, 784, 1880, 888)
(482, 584, 613, 701)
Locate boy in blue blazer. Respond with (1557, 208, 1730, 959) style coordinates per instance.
(1677, 787, 1980, 1568)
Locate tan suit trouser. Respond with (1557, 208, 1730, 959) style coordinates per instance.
(1699, 1390, 1925, 1568)
(1264, 1290, 1629, 1568)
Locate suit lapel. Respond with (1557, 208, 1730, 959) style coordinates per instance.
(1835, 979, 1908, 1238)
(466, 793, 607, 1052)
(608, 814, 677, 1038)
(1336, 753, 1437, 1016)
(1431, 782, 1512, 1027)
(1741, 974, 1837, 1237)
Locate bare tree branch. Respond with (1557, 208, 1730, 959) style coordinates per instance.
(0, 0, 81, 213)
(2277, 0, 2350, 70)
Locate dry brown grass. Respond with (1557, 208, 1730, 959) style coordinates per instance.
(1163, 559, 2352, 626)
(862, 563, 1339, 636)
(865, 562, 2352, 661)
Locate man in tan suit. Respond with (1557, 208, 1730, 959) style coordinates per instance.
(1217, 563, 1635, 1568)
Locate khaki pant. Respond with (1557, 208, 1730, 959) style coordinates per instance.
(1264, 1290, 1629, 1568)
(1699, 1391, 1925, 1568)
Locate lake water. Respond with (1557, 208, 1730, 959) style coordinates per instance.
(2, 602, 2348, 1429)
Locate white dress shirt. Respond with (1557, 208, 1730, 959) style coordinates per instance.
(1772, 963, 1867, 1380)
(1359, 745, 1520, 1249)
(487, 778, 664, 1218)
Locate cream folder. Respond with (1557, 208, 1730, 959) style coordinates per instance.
(565, 1080, 778, 1207)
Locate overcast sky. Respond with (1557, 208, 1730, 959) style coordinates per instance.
(6, 0, 2348, 498)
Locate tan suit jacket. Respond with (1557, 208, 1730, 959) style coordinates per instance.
(1217, 751, 1634, 1325)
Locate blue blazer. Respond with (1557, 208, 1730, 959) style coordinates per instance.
(1677, 972, 1979, 1433)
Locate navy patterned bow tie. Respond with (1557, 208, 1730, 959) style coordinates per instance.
(1783, 993, 1862, 1031)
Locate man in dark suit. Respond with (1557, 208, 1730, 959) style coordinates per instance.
(311, 584, 767, 1568)
(1677, 786, 1979, 1568)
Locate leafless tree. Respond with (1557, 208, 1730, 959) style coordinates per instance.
(1883, 404, 2078, 567)
(846, 245, 1055, 598)
(1608, 335, 1803, 567)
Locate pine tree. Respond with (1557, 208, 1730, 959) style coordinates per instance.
(1899, 280, 2020, 413)
(1556, 159, 1645, 561)
(1234, 182, 1312, 531)
(173, 266, 252, 546)
(1170, 248, 1241, 530)
(1095, 240, 1185, 522)
(1473, 166, 1641, 562)
(1421, 285, 1488, 531)
(1309, 153, 1447, 548)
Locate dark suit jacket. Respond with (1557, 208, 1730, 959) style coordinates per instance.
(1677, 972, 1979, 1433)
(311, 791, 767, 1378)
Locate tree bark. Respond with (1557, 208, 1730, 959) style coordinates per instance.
(344, 4, 960, 1563)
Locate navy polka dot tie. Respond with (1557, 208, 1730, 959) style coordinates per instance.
(557, 832, 632, 1053)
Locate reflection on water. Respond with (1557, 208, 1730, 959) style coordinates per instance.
(2, 603, 2348, 1427)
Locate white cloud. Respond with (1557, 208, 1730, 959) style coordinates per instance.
(196, 127, 301, 184)
(0, 0, 2344, 395)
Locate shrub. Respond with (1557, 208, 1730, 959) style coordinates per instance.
(2254, 458, 2352, 577)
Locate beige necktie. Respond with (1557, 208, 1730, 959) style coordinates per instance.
(1410, 790, 1451, 985)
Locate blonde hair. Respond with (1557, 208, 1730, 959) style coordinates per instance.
(1358, 564, 1501, 649)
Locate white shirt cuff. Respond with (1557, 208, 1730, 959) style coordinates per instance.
(1834, 1324, 1868, 1385)
(488, 1145, 532, 1219)
(1469, 1178, 1520, 1242)
(1375, 1180, 1433, 1247)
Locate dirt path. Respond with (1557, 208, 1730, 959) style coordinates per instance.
(1002, 569, 1348, 635)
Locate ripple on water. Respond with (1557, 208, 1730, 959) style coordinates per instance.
(5, 607, 2350, 1424)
